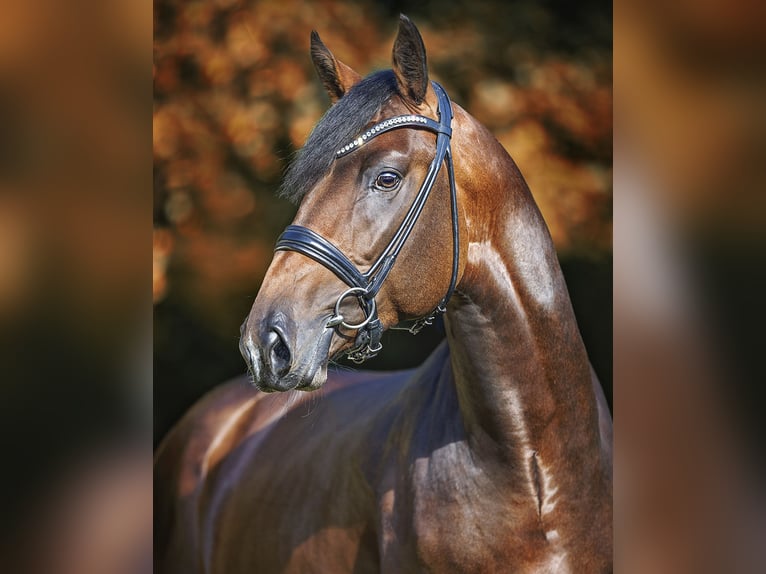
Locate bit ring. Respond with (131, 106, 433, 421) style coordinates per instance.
(332, 287, 376, 330)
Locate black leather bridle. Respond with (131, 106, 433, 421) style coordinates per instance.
(275, 81, 459, 363)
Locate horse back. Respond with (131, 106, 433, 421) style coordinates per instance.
(154, 377, 265, 573)
(154, 369, 415, 573)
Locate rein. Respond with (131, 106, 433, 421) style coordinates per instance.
(275, 82, 459, 363)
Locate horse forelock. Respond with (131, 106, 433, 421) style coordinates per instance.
(279, 70, 399, 203)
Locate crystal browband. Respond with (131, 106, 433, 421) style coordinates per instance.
(335, 114, 444, 158)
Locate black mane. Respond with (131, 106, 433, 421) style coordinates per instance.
(279, 70, 399, 203)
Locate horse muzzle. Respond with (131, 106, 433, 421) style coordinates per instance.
(239, 312, 334, 392)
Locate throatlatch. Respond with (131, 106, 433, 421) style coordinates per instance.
(275, 81, 460, 363)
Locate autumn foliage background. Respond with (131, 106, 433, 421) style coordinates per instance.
(153, 0, 613, 440)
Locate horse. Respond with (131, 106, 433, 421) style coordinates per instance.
(154, 15, 613, 573)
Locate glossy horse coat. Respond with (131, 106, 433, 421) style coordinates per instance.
(155, 16, 613, 573)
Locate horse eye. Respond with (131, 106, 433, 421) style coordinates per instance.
(374, 171, 401, 191)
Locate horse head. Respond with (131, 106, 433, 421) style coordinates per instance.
(240, 16, 465, 392)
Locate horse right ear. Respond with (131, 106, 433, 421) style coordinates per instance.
(310, 31, 362, 103)
(391, 14, 429, 105)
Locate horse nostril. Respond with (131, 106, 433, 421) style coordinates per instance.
(267, 328, 292, 376)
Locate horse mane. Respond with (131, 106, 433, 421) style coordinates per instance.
(279, 70, 399, 203)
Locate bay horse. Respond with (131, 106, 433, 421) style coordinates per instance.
(155, 15, 612, 573)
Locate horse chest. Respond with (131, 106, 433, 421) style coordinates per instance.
(374, 444, 560, 573)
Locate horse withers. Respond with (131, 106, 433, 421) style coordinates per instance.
(155, 15, 612, 573)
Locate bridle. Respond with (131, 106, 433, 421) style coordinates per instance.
(275, 81, 459, 363)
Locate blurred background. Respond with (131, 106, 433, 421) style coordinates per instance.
(153, 0, 614, 444)
(614, 0, 766, 571)
(0, 1, 151, 572)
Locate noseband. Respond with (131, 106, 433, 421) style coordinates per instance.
(275, 82, 459, 363)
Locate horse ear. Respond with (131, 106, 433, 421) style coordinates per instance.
(310, 30, 361, 103)
(392, 14, 429, 105)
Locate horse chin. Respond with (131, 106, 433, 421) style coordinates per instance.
(294, 362, 328, 391)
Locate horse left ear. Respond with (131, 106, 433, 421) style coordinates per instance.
(392, 14, 429, 105)
(310, 30, 362, 103)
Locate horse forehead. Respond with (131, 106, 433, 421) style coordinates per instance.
(294, 173, 355, 223)
(317, 130, 421, 188)
(295, 103, 435, 215)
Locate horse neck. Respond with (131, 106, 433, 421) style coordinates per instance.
(444, 108, 606, 501)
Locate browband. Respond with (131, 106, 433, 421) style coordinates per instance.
(335, 114, 450, 158)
